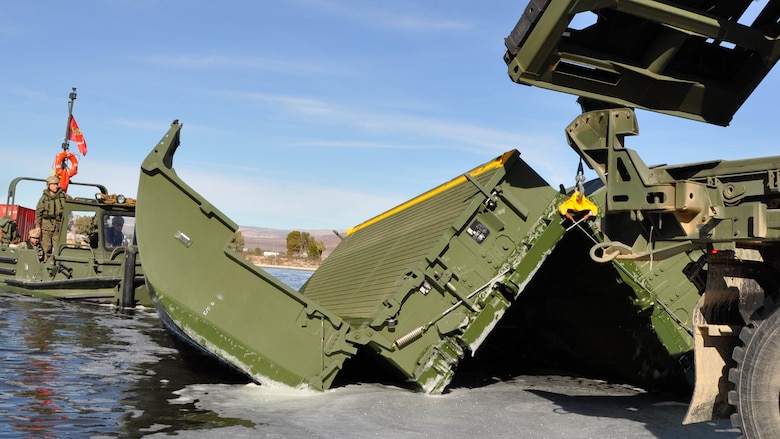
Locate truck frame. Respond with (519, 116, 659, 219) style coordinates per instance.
(504, 0, 780, 437)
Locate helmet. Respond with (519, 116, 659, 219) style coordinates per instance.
(28, 228, 41, 239)
(112, 216, 124, 226)
(46, 175, 60, 185)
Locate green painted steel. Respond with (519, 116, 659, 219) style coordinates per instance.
(302, 150, 568, 393)
(613, 257, 700, 360)
(574, 186, 701, 364)
(495, 214, 698, 392)
(564, 107, 780, 257)
(127, 2, 780, 434)
(505, 1, 780, 431)
(137, 123, 596, 393)
(504, 0, 780, 126)
(136, 121, 356, 391)
(135, 120, 708, 394)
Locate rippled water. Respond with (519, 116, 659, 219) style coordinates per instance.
(0, 268, 313, 438)
(261, 267, 313, 290)
(0, 268, 737, 438)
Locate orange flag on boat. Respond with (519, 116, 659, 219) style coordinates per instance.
(69, 116, 87, 155)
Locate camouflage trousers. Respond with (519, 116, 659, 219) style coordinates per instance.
(40, 218, 61, 261)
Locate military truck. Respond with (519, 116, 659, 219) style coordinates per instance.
(131, 1, 778, 438)
(504, 0, 780, 437)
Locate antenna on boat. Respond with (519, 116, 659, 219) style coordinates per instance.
(62, 87, 77, 152)
(54, 87, 80, 192)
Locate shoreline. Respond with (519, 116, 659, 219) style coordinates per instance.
(255, 263, 317, 272)
(245, 254, 320, 271)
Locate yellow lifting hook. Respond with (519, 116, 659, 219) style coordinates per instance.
(558, 191, 599, 221)
(558, 160, 599, 222)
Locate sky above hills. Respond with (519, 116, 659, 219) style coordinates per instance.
(2, 1, 779, 229)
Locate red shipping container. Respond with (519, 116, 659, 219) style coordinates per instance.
(0, 204, 36, 242)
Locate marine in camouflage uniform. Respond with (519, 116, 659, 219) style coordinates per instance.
(19, 227, 44, 262)
(35, 175, 72, 261)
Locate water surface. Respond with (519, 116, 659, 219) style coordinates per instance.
(0, 269, 738, 438)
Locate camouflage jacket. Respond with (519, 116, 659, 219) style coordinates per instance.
(35, 188, 72, 229)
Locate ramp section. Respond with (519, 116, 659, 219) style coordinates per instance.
(136, 122, 356, 391)
(302, 151, 567, 393)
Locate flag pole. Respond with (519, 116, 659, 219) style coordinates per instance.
(62, 87, 77, 152)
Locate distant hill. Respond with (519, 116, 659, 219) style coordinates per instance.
(238, 226, 345, 257)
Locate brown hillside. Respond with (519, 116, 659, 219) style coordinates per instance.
(239, 226, 344, 257)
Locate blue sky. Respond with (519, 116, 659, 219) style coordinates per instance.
(2, 0, 779, 230)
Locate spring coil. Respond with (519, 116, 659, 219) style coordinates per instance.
(393, 326, 425, 348)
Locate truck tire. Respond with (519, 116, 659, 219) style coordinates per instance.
(728, 299, 780, 439)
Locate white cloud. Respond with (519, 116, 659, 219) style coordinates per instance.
(176, 165, 404, 229)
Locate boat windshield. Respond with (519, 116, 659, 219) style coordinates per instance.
(103, 213, 135, 249)
(66, 210, 99, 248)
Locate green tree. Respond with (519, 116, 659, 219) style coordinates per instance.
(286, 231, 301, 255)
(74, 215, 95, 236)
(228, 231, 245, 253)
(285, 231, 306, 255)
(287, 230, 322, 256)
(307, 239, 326, 259)
(299, 231, 312, 255)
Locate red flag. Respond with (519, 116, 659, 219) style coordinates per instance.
(69, 116, 88, 155)
(59, 173, 71, 192)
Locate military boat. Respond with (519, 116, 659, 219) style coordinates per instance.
(136, 121, 700, 394)
(0, 88, 148, 308)
(0, 177, 148, 307)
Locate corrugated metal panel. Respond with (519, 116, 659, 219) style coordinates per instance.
(302, 155, 512, 319)
(300, 150, 568, 392)
(0, 204, 36, 241)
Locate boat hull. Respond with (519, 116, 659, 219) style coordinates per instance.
(2, 274, 148, 303)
